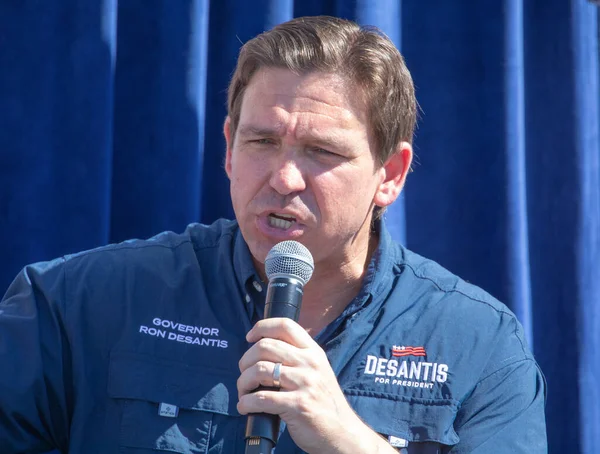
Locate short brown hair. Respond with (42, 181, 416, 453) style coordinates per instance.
(227, 15, 417, 166)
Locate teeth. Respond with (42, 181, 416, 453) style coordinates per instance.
(277, 214, 294, 220)
(268, 215, 293, 229)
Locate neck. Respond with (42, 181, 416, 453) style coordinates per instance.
(298, 231, 379, 336)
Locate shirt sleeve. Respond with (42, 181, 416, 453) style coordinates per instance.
(0, 260, 72, 453)
(451, 356, 547, 453)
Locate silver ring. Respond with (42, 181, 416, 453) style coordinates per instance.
(272, 362, 282, 388)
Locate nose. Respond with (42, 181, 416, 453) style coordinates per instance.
(269, 157, 306, 196)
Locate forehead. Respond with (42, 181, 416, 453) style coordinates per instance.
(239, 68, 368, 130)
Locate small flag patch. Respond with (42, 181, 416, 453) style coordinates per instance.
(391, 345, 426, 357)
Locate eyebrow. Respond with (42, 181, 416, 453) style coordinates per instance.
(237, 125, 283, 137)
(237, 124, 345, 149)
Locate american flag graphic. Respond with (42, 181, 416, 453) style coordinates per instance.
(391, 345, 426, 357)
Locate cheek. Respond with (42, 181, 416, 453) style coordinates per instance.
(313, 169, 379, 223)
(230, 154, 261, 189)
(229, 155, 271, 217)
(313, 173, 369, 216)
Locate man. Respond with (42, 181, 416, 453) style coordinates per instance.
(0, 16, 546, 453)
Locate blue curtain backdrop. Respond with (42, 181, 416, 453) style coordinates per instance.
(0, 1, 598, 453)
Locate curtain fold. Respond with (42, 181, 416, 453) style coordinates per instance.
(504, 0, 533, 345)
(572, 3, 600, 453)
(0, 1, 598, 452)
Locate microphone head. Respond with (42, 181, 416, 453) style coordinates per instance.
(265, 241, 314, 285)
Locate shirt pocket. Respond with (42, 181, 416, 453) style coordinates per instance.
(344, 389, 460, 454)
(108, 351, 245, 454)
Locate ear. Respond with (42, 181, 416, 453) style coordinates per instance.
(373, 141, 413, 208)
(224, 116, 233, 179)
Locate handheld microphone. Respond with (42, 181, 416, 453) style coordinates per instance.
(244, 240, 314, 454)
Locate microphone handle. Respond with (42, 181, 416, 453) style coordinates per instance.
(245, 276, 305, 454)
(264, 275, 304, 320)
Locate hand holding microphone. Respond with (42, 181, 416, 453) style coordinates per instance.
(242, 240, 314, 454)
(239, 241, 383, 454)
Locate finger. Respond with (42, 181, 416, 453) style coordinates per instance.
(238, 337, 302, 372)
(237, 361, 304, 397)
(246, 318, 315, 348)
(236, 387, 293, 416)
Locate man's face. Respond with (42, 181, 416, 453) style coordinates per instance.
(225, 68, 402, 271)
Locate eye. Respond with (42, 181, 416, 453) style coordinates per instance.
(308, 147, 335, 156)
(253, 138, 276, 145)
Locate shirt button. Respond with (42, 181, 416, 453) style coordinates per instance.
(252, 281, 263, 292)
(245, 294, 251, 303)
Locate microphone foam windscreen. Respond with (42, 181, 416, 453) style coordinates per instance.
(265, 241, 314, 284)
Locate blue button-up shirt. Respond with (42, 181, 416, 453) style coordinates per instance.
(0, 219, 547, 453)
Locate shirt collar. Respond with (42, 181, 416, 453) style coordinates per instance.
(233, 223, 261, 291)
(231, 218, 397, 318)
(368, 217, 397, 300)
(326, 218, 395, 317)
(232, 224, 267, 323)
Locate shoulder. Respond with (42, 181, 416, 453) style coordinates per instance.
(15, 219, 239, 305)
(67, 218, 236, 258)
(399, 246, 516, 318)
(60, 218, 237, 271)
(386, 244, 533, 375)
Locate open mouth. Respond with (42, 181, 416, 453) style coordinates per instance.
(268, 213, 296, 229)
